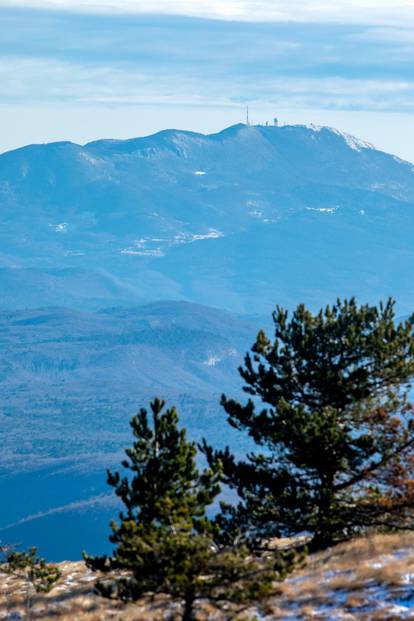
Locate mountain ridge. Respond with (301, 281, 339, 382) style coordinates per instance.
(2, 122, 404, 160)
(1, 122, 414, 313)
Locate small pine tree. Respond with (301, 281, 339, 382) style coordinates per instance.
(84, 399, 294, 621)
(0, 546, 61, 620)
(203, 298, 414, 550)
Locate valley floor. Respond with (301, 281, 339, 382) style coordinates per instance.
(2, 533, 414, 620)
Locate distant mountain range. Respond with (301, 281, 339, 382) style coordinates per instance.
(0, 302, 260, 559)
(1, 123, 414, 313)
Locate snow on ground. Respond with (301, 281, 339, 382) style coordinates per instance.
(204, 354, 221, 366)
(3, 534, 414, 619)
(264, 533, 414, 620)
(50, 222, 68, 233)
(330, 128, 374, 152)
(120, 248, 164, 256)
(307, 124, 375, 152)
(120, 229, 224, 256)
(306, 207, 338, 213)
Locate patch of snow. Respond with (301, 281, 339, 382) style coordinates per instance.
(204, 355, 221, 367)
(194, 170, 207, 176)
(174, 229, 224, 244)
(121, 249, 164, 257)
(392, 155, 413, 167)
(120, 229, 224, 257)
(307, 124, 374, 151)
(334, 130, 374, 152)
(386, 603, 412, 615)
(307, 123, 323, 132)
(288, 574, 312, 584)
(306, 207, 338, 213)
(50, 222, 68, 233)
(131, 238, 168, 250)
(192, 229, 223, 241)
(79, 151, 101, 165)
(392, 548, 411, 560)
(78, 575, 97, 583)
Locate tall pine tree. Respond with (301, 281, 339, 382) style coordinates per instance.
(203, 298, 414, 550)
(85, 399, 291, 621)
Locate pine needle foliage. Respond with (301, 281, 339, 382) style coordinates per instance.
(84, 399, 292, 621)
(203, 298, 414, 550)
(0, 547, 61, 619)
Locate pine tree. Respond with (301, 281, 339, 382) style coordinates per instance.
(203, 298, 414, 550)
(84, 399, 292, 621)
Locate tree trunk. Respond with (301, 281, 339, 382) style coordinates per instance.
(26, 586, 33, 621)
(311, 477, 336, 551)
(182, 593, 195, 621)
(309, 530, 334, 552)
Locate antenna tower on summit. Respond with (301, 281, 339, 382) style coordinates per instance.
(246, 105, 250, 126)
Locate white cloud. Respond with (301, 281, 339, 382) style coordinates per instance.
(2, 56, 414, 114)
(3, 0, 414, 25)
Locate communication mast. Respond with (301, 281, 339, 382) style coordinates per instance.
(246, 105, 250, 126)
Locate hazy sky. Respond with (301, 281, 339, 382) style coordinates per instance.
(1, 1, 414, 160)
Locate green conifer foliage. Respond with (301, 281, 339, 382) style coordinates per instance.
(203, 298, 414, 550)
(0, 547, 61, 619)
(85, 399, 290, 621)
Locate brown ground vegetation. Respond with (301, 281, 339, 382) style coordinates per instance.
(2, 533, 414, 620)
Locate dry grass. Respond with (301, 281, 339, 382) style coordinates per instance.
(2, 534, 414, 620)
(273, 532, 414, 620)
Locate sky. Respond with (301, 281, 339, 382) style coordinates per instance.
(1, 1, 414, 160)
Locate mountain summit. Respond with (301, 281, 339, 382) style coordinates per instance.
(1, 123, 414, 313)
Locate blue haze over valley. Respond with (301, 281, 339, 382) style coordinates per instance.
(2, 0, 414, 560)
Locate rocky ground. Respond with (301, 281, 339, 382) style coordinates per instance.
(2, 534, 414, 620)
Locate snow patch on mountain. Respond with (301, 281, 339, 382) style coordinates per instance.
(120, 229, 224, 257)
(50, 223, 69, 233)
(120, 248, 164, 257)
(78, 151, 102, 166)
(306, 207, 338, 214)
(307, 124, 374, 151)
(204, 347, 237, 367)
(334, 129, 374, 152)
(204, 354, 221, 367)
(174, 229, 224, 243)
